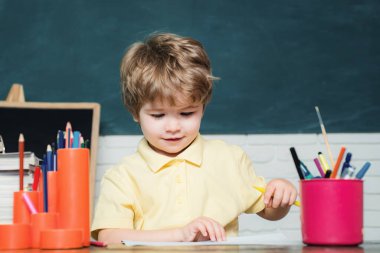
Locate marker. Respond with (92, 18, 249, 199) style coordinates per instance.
(324, 170, 332, 178)
(254, 186, 301, 207)
(340, 152, 352, 177)
(290, 147, 304, 180)
(355, 162, 371, 179)
(73, 131, 81, 148)
(342, 166, 356, 179)
(331, 146, 346, 178)
(300, 161, 314, 179)
(318, 152, 330, 173)
(313, 158, 325, 177)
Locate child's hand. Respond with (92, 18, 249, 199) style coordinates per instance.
(264, 179, 297, 208)
(179, 216, 226, 242)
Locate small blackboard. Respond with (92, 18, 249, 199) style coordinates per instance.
(0, 100, 101, 216)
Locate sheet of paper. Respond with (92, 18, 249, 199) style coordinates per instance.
(121, 231, 301, 246)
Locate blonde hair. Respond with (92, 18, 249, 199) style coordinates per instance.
(120, 33, 217, 118)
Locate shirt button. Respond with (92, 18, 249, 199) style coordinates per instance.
(176, 175, 182, 183)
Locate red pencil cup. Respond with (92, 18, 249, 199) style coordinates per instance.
(31, 212, 58, 248)
(300, 179, 363, 246)
(13, 191, 39, 224)
(57, 148, 90, 247)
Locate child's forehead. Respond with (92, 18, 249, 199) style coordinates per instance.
(144, 98, 200, 110)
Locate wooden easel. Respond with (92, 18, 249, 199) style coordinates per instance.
(5, 83, 25, 103)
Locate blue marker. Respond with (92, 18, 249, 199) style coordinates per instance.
(355, 162, 371, 179)
(300, 161, 314, 179)
(340, 152, 352, 177)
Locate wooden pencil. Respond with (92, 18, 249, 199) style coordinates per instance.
(19, 133, 24, 191)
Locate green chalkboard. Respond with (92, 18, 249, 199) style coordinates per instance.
(1, 0, 379, 134)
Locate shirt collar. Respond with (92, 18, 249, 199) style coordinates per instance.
(137, 134, 203, 173)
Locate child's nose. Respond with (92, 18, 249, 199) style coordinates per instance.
(165, 118, 180, 132)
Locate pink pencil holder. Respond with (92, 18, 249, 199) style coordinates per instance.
(300, 179, 363, 246)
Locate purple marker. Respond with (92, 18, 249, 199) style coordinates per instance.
(314, 158, 325, 177)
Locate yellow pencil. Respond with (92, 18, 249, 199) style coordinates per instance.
(254, 186, 301, 207)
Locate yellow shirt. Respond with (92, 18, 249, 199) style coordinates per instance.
(91, 135, 266, 240)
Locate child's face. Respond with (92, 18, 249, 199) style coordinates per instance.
(136, 98, 204, 157)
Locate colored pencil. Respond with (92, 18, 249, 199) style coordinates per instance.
(22, 192, 37, 214)
(331, 146, 346, 178)
(254, 186, 301, 207)
(19, 133, 24, 191)
(32, 166, 41, 191)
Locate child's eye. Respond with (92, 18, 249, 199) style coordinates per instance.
(181, 112, 194, 117)
(151, 114, 164, 118)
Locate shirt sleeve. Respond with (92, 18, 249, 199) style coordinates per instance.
(233, 145, 266, 214)
(90, 166, 142, 240)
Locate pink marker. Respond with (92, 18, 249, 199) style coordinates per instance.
(314, 158, 325, 177)
(22, 192, 37, 214)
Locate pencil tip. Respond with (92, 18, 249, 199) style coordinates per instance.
(19, 133, 24, 142)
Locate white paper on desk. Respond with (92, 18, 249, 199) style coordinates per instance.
(122, 231, 299, 246)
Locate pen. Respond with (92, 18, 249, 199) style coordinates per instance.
(355, 162, 371, 179)
(290, 147, 304, 180)
(254, 186, 301, 207)
(340, 152, 352, 177)
(313, 158, 325, 177)
(331, 146, 346, 178)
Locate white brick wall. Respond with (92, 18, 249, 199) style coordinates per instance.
(94, 133, 380, 241)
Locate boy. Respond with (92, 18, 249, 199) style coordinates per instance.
(91, 33, 297, 244)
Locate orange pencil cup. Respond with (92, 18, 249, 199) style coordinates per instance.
(0, 224, 31, 250)
(48, 171, 58, 212)
(31, 212, 58, 248)
(57, 148, 90, 247)
(13, 191, 39, 224)
(300, 179, 363, 246)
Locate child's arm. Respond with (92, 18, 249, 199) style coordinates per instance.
(98, 216, 226, 244)
(256, 178, 298, 220)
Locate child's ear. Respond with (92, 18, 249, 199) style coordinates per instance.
(133, 115, 139, 123)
